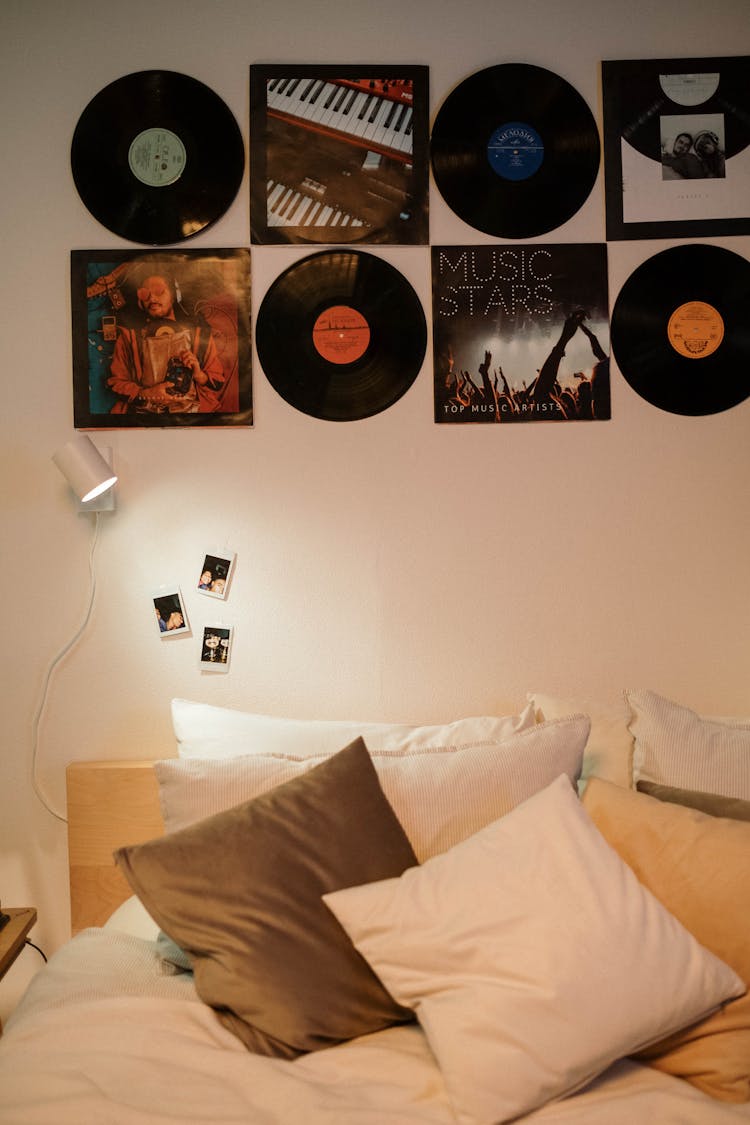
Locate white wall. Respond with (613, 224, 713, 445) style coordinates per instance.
(1, 0, 748, 1020)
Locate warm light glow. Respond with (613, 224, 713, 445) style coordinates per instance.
(81, 474, 118, 503)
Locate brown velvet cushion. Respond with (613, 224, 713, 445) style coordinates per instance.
(636, 779, 750, 822)
(115, 738, 417, 1058)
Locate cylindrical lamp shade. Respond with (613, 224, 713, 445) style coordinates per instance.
(52, 435, 118, 503)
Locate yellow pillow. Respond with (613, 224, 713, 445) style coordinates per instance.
(582, 778, 750, 1103)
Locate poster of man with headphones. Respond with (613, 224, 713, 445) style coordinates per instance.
(71, 248, 252, 427)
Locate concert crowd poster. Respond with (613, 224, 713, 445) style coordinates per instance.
(71, 249, 252, 429)
(432, 244, 610, 424)
(602, 55, 750, 240)
(249, 64, 429, 246)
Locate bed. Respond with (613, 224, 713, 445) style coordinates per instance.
(1, 690, 748, 1124)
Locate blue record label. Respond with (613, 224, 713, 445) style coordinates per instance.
(487, 122, 544, 181)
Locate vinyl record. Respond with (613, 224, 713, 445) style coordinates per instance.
(256, 250, 427, 421)
(71, 70, 244, 244)
(611, 244, 750, 415)
(430, 64, 600, 239)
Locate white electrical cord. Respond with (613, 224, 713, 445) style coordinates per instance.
(30, 512, 102, 822)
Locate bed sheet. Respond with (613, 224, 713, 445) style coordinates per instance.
(0, 930, 748, 1125)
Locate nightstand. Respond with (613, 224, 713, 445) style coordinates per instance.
(0, 908, 37, 1031)
(0, 908, 37, 980)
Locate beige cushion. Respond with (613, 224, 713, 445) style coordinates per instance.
(171, 697, 535, 760)
(156, 715, 590, 862)
(583, 777, 750, 1102)
(528, 691, 632, 787)
(324, 775, 744, 1125)
(628, 689, 750, 799)
(530, 689, 750, 794)
(636, 779, 750, 822)
(115, 739, 417, 1059)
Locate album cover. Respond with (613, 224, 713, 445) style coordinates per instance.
(602, 56, 750, 239)
(432, 244, 610, 424)
(71, 249, 252, 428)
(250, 64, 429, 245)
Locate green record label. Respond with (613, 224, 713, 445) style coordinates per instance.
(128, 127, 186, 187)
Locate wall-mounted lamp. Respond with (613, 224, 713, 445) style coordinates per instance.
(35, 436, 119, 821)
(52, 435, 118, 511)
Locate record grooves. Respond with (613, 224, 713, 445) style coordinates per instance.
(71, 70, 244, 244)
(430, 63, 600, 239)
(256, 250, 427, 421)
(610, 244, 750, 416)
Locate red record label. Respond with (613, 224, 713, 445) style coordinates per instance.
(256, 248, 427, 422)
(312, 305, 370, 364)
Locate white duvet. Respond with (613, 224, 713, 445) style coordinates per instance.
(0, 930, 748, 1125)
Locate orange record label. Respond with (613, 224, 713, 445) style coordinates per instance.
(667, 300, 724, 359)
(312, 305, 370, 365)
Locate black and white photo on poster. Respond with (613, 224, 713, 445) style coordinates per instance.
(602, 56, 750, 239)
(432, 244, 610, 424)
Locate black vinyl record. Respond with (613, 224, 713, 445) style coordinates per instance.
(430, 64, 600, 239)
(71, 70, 244, 244)
(611, 244, 750, 416)
(256, 250, 427, 421)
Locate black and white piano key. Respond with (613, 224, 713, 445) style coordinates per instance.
(265, 180, 366, 228)
(266, 78, 413, 156)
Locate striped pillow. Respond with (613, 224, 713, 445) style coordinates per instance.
(628, 690, 750, 800)
(155, 715, 590, 862)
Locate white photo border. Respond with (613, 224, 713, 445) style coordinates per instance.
(199, 623, 234, 671)
(153, 586, 190, 638)
(197, 549, 236, 601)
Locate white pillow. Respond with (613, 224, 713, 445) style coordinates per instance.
(156, 716, 590, 862)
(103, 895, 160, 940)
(171, 698, 535, 760)
(628, 689, 750, 799)
(324, 775, 745, 1125)
(528, 691, 633, 788)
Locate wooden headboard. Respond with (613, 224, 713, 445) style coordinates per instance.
(66, 760, 164, 934)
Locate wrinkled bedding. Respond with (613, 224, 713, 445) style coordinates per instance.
(0, 930, 748, 1124)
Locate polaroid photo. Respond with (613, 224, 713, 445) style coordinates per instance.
(153, 587, 190, 638)
(197, 550, 236, 600)
(199, 624, 234, 671)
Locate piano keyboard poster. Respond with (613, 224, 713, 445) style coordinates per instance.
(250, 65, 429, 245)
(432, 244, 611, 424)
